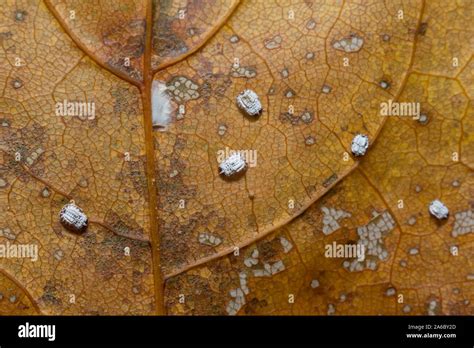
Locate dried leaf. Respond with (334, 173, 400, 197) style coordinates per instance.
(0, 0, 472, 316)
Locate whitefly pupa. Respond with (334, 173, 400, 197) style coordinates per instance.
(59, 203, 88, 233)
(236, 89, 262, 117)
(219, 152, 247, 177)
(351, 134, 369, 156)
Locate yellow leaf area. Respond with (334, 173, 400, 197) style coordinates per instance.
(0, 0, 472, 316)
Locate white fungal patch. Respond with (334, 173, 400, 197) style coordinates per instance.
(227, 236, 289, 315)
(12, 79, 23, 89)
(25, 147, 44, 166)
(253, 260, 285, 277)
(15, 10, 26, 22)
(236, 89, 262, 116)
(418, 113, 429, 124)
(322, 85, 332, 94)
(429, 199, 449, 219)
(59, 203, 88, 232)
(41, 187, 50, 198)
(219, 152, 247, 177)
(327, 303, 336, 315)
(229, 35, 239, 43)
(344, 211, 395, 272)
(452, 209, 474, 237)
(217, 124, 227, 136)
(198, 232, 222, 247)
(54, 249, 64, 261)
(166, 76, 200, 102)
(427, 299, 440, 315)
(226, 272, 249, 315)
(226, 287, 245, 316)
(244, 248, 259, 267)
(332, 34, 364, 53)
(78, 177, 88, 188)
(285, 89, 295, 98)
(231, 65, 257, 78)
(0, 228, 16, 240)
(244, 256, 258, 268)
(409, 247, 419, 255)
(310, 279, 320, 288)
(271, 260, 285, 274)
(321, 206, 351, 235)
(301, 111, 313, 124)
(251, 248, 259, 258)
(280, 236, 293, 253)
(239, 272, 249, 295)
(264, 35, 282, 49)
(151, 81, 173, 130)
(305, 135, 315, 146)
(351, 134, 369, 156)
(306, 19, 316, 30)
(379, 80, 390, 89)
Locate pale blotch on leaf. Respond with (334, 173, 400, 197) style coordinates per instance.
(264, 35, 282, 50)
(332, 34, 364, 53)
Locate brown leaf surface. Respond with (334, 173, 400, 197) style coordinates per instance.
(152, 0, 240, 70)
(163, 0, 474, 315)
(45, 0, 146, 83)
(0, 269, 39, 315)
(155, 0, 422, 276)
(1, 1, 155, 314)
(0, 0, 472, 315)
(165, 171, 406, 315)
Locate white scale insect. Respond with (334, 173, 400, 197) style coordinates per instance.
(59, 203, 88, 232)
(351, 134, 369, 156)
(219, 152, 247, 177)
(429, 199, 449, 219)
(236, 89, 262, 116)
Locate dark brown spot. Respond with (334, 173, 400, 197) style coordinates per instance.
(417, 22, 428, 36)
